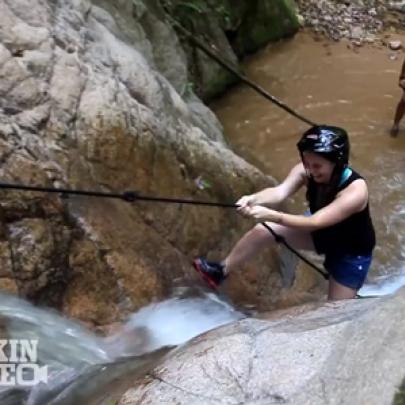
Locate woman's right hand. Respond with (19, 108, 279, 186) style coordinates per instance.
(236, 194, 257, 210)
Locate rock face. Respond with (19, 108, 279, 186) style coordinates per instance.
(0, 0, 308, 326)
(119, 288, 405, 405)
(164, 0, 300, 99)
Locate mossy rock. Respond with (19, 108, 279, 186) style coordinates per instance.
(231, 0, 299, 55)
(393, 377, 405, 405)
(162, 0, 299, 100)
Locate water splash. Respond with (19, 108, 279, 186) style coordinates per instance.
(359, 266, 405, 297)
(105, 289, 245, 357)
(0, 288, 244, 404)
(0, 292, 111, 367)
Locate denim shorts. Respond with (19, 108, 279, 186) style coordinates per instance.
(324, 253, 372, 290)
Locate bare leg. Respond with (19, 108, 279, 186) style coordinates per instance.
(391, 93, 405, 136)
(223, 222, 314, 274)
(328, 276, 357, 300)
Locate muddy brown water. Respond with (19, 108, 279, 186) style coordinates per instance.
(211, 31, 405, 280)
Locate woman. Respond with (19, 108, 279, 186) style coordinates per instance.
(193, 125, 376, 300)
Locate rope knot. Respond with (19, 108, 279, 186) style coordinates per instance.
(122, 191, 138, 202)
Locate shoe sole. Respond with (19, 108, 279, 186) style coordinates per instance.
(192, 259, 218, 290)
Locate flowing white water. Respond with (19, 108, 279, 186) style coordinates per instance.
(0, 275, 404, 404)
(359, 265, 405, 297)
(105, 289, 245, 358)
(0, 288, 244, 404)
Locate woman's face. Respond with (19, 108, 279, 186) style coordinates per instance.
(302, 152, 335, 184)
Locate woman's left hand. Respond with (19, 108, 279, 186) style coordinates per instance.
(241, 205, 282, 223)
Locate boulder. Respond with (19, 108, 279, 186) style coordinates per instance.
(119, 288, 405, 404)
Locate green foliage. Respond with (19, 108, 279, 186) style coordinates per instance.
(393, 377, 405, 405)
(213, 3, 231, 26)
(180, 81, 194, 97)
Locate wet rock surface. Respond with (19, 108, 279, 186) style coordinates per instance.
(119, 288, 405, 405)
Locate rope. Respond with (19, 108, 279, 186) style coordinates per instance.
(159, 16, 330, 278)
(1, 18, 374, 295)
(0, 181, 329, 280)
(262, 222, 376, 298)
(160, 17, 334, 282)
(0, 182, 237, 208)
(261, 222, 329, 280)
(168, 15, 317, 127)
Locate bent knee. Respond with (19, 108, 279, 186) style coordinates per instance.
(252, 222, 272, 237)
(253, 222, 285, 240)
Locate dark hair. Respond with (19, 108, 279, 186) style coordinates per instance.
(297, 125, 350, 165)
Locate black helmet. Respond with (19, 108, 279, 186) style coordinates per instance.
(297, 125, 350, 165)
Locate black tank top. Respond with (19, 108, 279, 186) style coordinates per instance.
(307, 168, 376, 255)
